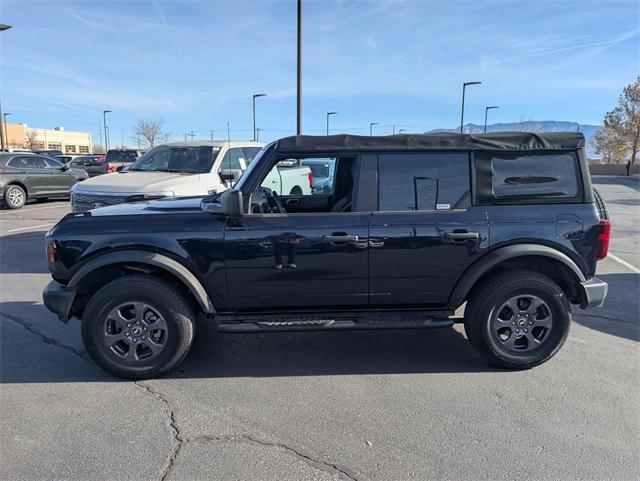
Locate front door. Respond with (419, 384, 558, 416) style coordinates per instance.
(224, 154, 369, 311)
(368, 151, 489, 306)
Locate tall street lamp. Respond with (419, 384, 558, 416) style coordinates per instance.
(3, 112, 10, 150)
(252, 93, 266, 141)
(460, 81, 481, 133)
(326, 112, 337, 135)
(0, 24, 12, 31)
(370, 122, 379, 136)
(296, 0, 303, 135)
(103, 110, 112, 150)
(483, 106, 499, 133)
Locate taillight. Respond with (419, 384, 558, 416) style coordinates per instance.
(307, 171, 313, 188)
(107, 163, 117, 173)
(596, 219, 611, 261)
(0, 167, 4, 174)
(47, 242, 57, 263)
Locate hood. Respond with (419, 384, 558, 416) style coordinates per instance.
(71, 171, 196, 194)
(88, 196, 205, 216)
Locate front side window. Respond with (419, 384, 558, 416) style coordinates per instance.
(219, 148, 248, 172)
(44, 158, 64, 169)
(129, 146, 220, 173)
(378, 153, 470, 211)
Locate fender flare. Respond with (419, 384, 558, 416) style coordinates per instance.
(447, 244, 586, 309)
(69, 250, 215, 313)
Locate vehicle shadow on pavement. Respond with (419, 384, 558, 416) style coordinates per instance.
(0, 231, 50, 274)
(592, 176, 640, 192)
(573, 272, 640, 342)
(0, 301, 504, 384)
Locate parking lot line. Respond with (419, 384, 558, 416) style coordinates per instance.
(608, 253, 640, 274)
(0, 204, 68, 215)
(6, 223, 54, 233)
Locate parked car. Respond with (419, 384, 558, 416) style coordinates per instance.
(54, 155, 80, 164)
(43, 132, 609, 379)
(0, 153, 83, 209)
(33, 149, 64, 157)
(81, 149, 144, 177)
(302, 157, 335, 194)
(65, 154, 105, 168)
(69, 141, 271, 212)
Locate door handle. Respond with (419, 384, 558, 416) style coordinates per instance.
(443, 231, 479, 240)
(323, 234, 359, 242)
(285, 198, 301, 207)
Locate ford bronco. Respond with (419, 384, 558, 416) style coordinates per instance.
(43, 132, 609, 379)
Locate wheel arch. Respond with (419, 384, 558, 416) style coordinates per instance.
(69, 250, 215, 317)
(5, 181, 29, 199)
(448, 244, 587, 309)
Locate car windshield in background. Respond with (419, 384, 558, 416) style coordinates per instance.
(129, 146, 221, 174)
(106, 150, 138, 163)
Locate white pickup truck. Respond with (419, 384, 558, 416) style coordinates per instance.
(70, 141, 312, 212)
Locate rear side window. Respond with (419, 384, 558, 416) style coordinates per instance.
(475, 152, 580, 203)
(378, 153, 470, 211)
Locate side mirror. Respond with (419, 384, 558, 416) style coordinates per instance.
(60, 165, 70, 172)
(201, 189, 243, 217)
(219, 168, 242, 183)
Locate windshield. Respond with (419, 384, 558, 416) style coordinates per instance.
(129, 146, 221, 174)
(233, 144, 271, 191)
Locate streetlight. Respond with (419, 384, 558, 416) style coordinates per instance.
(398, 129, 407, 134)
(370, 122, 379, 136)
(460, 81, 481, 133)
(103, 110, 112, 150)
(483, 106, 499, 133)
(0, 24, 12, 31)
(326, 112, 337, 135)
(256, 128, 263, 142)
(252, 93, 266, 141)
(3, 112, 10, 150)
(296, 0, 302, 135)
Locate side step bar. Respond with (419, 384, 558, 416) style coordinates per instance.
(218, 311, 459, 333)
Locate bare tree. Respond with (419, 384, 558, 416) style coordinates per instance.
(591, 126, 626, 164)
(133, 119, 168, 148)
(24, 129, 40, 149)
(92, 144, 106, 154)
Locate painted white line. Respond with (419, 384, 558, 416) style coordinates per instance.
(6, 223, 54, 233)
(608, 253, 640, 274)
(0, 204, 69, 215)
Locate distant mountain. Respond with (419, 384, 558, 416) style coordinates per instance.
(427, 121, 601, 157)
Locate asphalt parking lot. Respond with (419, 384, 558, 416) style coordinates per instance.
(1, 176, 638, 481)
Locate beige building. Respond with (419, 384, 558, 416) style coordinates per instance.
(4, 123, 93, 154)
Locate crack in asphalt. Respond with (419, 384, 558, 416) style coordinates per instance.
(185, 434, 360, 481)
(2, 310, 362, 481)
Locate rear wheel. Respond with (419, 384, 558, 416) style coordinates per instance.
(464, 270, 571, 369)
(4, 185, 26, 209)
(289, 186, 303, 195)
(82, 275, 196, 379)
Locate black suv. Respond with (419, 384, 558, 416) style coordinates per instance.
(43, 132, 609, 379)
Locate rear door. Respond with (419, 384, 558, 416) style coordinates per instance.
(368, 151, 489, 307)
(43, 157, 76, 193)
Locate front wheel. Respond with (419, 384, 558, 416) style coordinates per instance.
(464, 270, 571, 369)
(82, 275, 196, 379)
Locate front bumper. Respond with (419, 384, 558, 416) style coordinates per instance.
(43, 280, 76, 323)
(579, 277, 608, 309)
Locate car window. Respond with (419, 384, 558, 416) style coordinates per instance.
(487, 153, 579, 199)
(130, 146, 219, 173)
(106, 151, 138, 163)
(220, 148, 248, 171)
(378, 153, 470, 211)
(11, 155, 47, 169)
(242, 147, 262, 163)
(44, 158, 64, 169)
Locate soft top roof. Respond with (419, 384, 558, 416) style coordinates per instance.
(274, 131, 584, 153)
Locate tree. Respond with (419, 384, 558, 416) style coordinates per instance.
(591, 125, 626, 164)
(133, 119, 169, 148)
(24, 129, 39, 149)
(598, 76, 640, 175)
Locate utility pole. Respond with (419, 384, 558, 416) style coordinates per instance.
(460, 81, 481, 133)
(184, 132, 188, 141)
(483, 106, 499, 133)
(188, 130, 195, 141)
(210, 130, 215, 140)
(98, 119, 103, 151)
(3, 112, 10, 150)
(326, 111, 337, 135)
(256, 128, 263, 142)
(103, 110, 111, 150)
(0, 99, 4, 151)
(296, 0, 302, 135)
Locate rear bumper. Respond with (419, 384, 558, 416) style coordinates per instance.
(579, 277, 608, 309)
(43, 280, 76, 323)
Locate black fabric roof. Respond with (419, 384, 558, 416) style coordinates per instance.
(274, 132, 584, 153)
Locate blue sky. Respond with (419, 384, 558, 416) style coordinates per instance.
(1, 0, 638, 145)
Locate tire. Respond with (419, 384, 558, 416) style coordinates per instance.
(593, 188, 609, 220)
(4, 184, 26, 209)
(289, 186, 303, 195)
(82, 274, 196, 379)
(464, 270, 571, 369)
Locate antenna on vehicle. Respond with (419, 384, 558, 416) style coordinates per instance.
(227, 121, 233, 187)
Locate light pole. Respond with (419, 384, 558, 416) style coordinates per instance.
(103, 110, 111, 150)
(398, 129, 407, 134)
(3, 112, 10, 149)
(296, 0, 302, 135)
(483, 106, 499, 133)
(0, 24, 12, 31)
(369, 122, 379, 136)
(252, 93, 266, 141)
(0, 26, 12, 150)
(256, 128, 263, 142)
(326, 112, 337, 135)
(460, 81, 481, 133)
